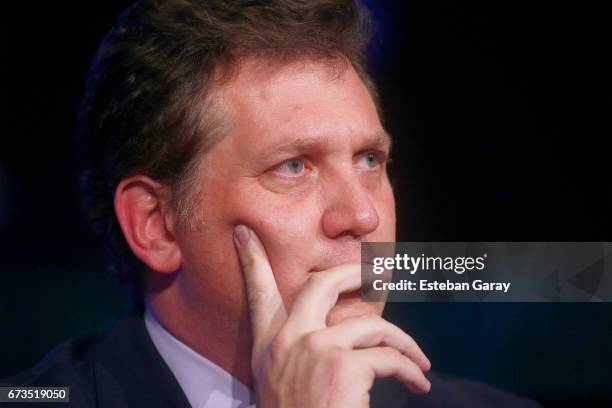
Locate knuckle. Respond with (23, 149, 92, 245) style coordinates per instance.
(359, 312, 379, 323)
(301, 332, 325, 352)
(247, 288, 270, 308)
(326, 347, 350, 370)
(268, 333, 289, 356)
(403, 333, 418, 348)
(240, 252, 257, 271)
(381, 346, 401, 359)
(394, 327, 419, 349)
(306, 273, 327, 291)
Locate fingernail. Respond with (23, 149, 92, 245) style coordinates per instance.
(424, 358, 432, 372)
(233, 225, 250, 247)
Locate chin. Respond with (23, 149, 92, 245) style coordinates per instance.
(325, 297, 385, 326)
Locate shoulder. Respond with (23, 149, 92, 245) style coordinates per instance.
(1, 310, 191, 408)
(370, 372, 540, 408)
(0, 336, 101, 407)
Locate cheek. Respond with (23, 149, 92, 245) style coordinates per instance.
(223, 191, 322, 298)
(177, 172, 396, 313)
(372, 182, 396, 241)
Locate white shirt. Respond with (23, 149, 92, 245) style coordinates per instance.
(144, 307, 256, 408)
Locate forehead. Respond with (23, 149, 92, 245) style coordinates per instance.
(211, 58, 384, 149)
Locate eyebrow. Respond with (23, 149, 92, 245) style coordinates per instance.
(370, 130, 393, 152)
(261, 130, 393, 161)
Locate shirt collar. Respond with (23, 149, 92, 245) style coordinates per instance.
(144, 306, 255, 408)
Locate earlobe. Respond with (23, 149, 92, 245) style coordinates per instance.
(114, 176, 182, 274)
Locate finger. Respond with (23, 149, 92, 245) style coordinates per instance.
(283, 263, 362, 338)
(319, 314, 431, 372)
(233, 225, 287, 353)
(352, 347, 431, 394)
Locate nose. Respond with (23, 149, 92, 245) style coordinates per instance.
(321, 171, 380, 239)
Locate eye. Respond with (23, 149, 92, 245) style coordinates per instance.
(357, 151, 384, 169)
(275, 157, 308, 177)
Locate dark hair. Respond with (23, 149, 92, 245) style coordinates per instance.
(76, 0, 377, 300)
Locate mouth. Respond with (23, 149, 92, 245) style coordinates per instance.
(309, 259, 373, 273)
(308, 241, 368, 273)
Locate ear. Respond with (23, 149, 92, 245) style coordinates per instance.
(114, 175, 181, 274)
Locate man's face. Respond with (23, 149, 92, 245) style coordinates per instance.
(174, 59, 395, 326)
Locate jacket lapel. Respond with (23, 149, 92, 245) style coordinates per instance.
(93, 309, 191, 408)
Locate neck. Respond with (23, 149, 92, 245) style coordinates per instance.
(145, 287, 254, 388)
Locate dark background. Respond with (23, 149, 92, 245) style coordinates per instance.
(1, 1, 610, 406)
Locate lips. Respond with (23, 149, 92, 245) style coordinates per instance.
(307, 241, 367, 272)
(308, 254, 372, 273)
(309, 262, 362, 273)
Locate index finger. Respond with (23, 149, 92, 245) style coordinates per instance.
(233, 225, 287, 352)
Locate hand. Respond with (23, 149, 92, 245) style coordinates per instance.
(233, 224, 431, 408)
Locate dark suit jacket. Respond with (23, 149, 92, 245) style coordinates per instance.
(2, 310, 539, 407)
